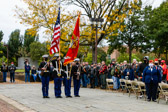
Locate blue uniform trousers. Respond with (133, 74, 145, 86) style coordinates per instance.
(41, 76, 50, 97)
(3, 72, 7, 82)
(145, 81, 158, 100)
(54, 78, 63, 97)
(73, 79, 80, 96)
(64, 77, 72, 96)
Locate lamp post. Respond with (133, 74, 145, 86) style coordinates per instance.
(4, 44, 8, 65)
(90, 18, 104, 64)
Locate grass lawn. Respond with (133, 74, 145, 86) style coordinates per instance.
(15, 69, 25, 72)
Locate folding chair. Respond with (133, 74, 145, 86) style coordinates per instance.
(120, 79, 126, 94)
(106, 79, 113, 91)
(131, 81, 140, 99)
(138, 81, 146, 100)
(157, 83, 168, 104)
(125, 80, 132, 97)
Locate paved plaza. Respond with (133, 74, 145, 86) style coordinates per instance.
(0, 83, 167, 112)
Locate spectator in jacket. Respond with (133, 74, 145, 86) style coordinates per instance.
(99, 61, 107, 89)
(9, 62, 16, 83)
(124, 65, 134, 80)
(83, 62, 90, 86)
(139, 56, 149, 80)
(1, 62, 8, 82)
(161, 60, 167, 82)
(96, 63, 101, 87)
(90, 64, 96, 88)
(107, 64, 112, 79)
(143, 60, 161, 102)
(120, 61, 127, 79)
(31, 65, 37, 82)
(111, 65, 120, 89)
(25, 62, 31, 82)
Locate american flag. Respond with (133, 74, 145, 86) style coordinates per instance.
(50, 8, 60, 54)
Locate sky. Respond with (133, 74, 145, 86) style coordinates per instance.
(0, 0, 165, 43)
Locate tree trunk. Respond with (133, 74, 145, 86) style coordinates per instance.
(128, 47, 132, 65)
(158, 52, 161, 58)
(92, 45, 95, 64)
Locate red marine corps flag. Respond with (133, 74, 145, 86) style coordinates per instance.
(50, 8, 61, 54)
(64, 14, 80, 66)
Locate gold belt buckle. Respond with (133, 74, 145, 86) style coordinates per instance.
(58, 73, 61, 77)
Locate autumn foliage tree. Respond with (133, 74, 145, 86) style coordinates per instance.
(62, 0, 138, 62)
(15, 0, 79, 56)
(15, 0, 139, 62)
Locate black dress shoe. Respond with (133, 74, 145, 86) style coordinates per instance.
(46, 96, 50, 98)
(43, 96, 46, 98)
(75, 95, 80, 97)
(66, 96, 72, 98)
(56, 96, 62, 98)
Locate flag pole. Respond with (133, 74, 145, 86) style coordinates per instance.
(59, 2, 61, 73)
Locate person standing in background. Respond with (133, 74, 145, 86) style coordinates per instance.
(161, 60, 167, 82)
(90, 64, 96, 88)
(1, 62, 8, 82)
(25, 62, 31, 82)
(99, 61, 107, 89)
(107, 64, 112, 79)
(9, 62, 16, 83)
(139, 56, 149, 80)
(96, 63, 101, 87)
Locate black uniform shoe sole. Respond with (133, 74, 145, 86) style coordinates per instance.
(56, 96, 62, 98)
(66, 96, 72, 98)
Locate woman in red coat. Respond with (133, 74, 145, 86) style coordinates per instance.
(161, 60, 167, 82)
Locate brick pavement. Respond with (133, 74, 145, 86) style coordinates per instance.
(0, 99, 21, 112)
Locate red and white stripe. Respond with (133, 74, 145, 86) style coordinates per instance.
(50, 22, 60, 54)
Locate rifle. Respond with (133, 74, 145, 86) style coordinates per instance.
(40, 56, 55, 76)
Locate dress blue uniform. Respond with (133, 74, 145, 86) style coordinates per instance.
(71, 63, 81, 97)
(39, 56, 50, 98)
(142, 66, 161, 101)
(51, 57, 63, 98)
(63, 64, 72, 97)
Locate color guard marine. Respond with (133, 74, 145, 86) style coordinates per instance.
(72, 58, 81, 97)
(39, 54, 50, 98)
(51, 54, 64, 98)
(62, 62, 72, 98)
